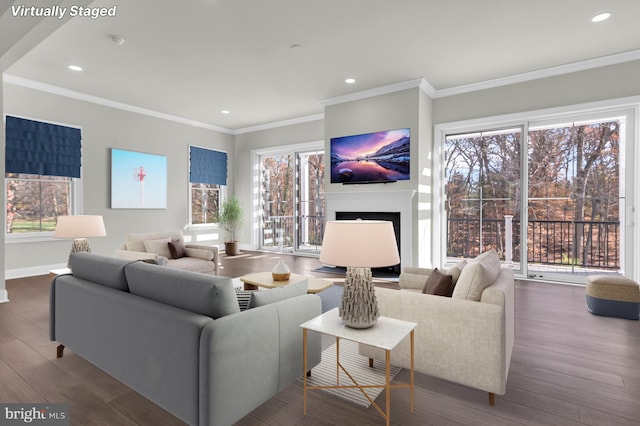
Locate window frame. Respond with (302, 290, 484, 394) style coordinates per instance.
(187, 145, 228, 229)
(434, 98, 639, 282)
(4, 174, 82, 243)
(188, 182, 227, 229)
(3, 114, 83, 243)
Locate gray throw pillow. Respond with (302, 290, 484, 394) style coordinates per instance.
(248, 280, 308, 309)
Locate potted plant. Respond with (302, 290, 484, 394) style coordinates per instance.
(218, 195, 243, 256)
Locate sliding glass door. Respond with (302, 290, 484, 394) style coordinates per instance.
(258, 146, 325, 254)
(444, 128, 522, 271)
(442, 108, 633, 283)
(527, 118, 623, 281)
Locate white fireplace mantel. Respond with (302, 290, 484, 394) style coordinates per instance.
(324, 190, 417, 270)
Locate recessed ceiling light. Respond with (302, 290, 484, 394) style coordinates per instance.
(221, 110, 230, 114)
(345, 78, 356, 84)
(591, 12, 611, 22)
(108, 34, 126, 46)
(68, 65, 83, 71)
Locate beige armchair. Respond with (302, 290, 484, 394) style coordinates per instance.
(359, 252, 514, 405)
(115, 231, 219, 275)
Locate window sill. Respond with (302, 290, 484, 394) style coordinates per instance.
(5, 232, 58, 244)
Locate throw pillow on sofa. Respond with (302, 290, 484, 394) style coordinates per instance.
(143, 237, 172, 258)
(452, 249, 501, 301)
(168, 240, 186, 259)
(422, 268, 453, 296)
(248, 280, 308, 308)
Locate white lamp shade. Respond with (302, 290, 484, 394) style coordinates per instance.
(54, 215, 107, 239)
(319, 220, 400, 268)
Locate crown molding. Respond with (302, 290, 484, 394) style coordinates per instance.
(232, 113, 324, 135)
(320, 78, 433, 106)
(5, 49, 640, 135)
(432, 49, 640, 98)
(2, 74, 234, 134)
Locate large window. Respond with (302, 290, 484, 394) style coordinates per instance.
(437, 105, 636, 283)
(256, 143, 325, 254)
(6, 174, 72, 234)
(189, 146, 227, 227)
(191, 183, 222, 225)
(4, 115, 82, 237)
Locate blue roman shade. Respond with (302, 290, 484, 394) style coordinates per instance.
(189, 146, 227, 185)
(5, 115, 82, 178)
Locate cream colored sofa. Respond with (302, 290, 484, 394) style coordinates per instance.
(359, 250, 514, 405)
(115, 231, 219, 275)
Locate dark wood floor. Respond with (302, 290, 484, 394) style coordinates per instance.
(1, 251, 638, 425)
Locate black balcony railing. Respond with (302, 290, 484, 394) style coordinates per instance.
(447, 218, 620, 269)
(260, 214, 325, 251)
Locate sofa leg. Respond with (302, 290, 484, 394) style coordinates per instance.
(368, 358, 374, 368)
(488, 392, 495, 406)
(56, 344, 65, 358)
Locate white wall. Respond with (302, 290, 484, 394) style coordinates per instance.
(433, 60, 640, 125)
(323, 87, 429, 268)
(3, 83, 234, 277)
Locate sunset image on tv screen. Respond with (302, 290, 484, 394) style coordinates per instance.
(330, 128, 410, 183)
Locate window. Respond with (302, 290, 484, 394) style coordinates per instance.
(4, 116, 82, 237)
(191, 183, 222, 225)
(437, 105, 636, 283)
(257, 144, 325, 254)
(189, 146, 227, 227)
(6, 174, 72, 234)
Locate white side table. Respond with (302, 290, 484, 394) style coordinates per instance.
(49, 267, 72, 279)
(300, 308, 416, 426)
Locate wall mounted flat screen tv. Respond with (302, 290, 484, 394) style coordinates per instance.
(330, 128, 410, 184)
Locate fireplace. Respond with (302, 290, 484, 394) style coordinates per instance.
(336, 211, 401, 275)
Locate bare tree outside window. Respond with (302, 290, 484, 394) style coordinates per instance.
(5, 174, 71, 234)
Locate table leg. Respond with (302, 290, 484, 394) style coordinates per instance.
(303, 328, 308, 416)
(410, 329, 415, 413)
(336, 337, 340, 385)
(243, 282, 258, 291)
(385, 349, 391, 426)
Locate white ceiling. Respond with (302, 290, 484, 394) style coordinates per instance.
(5, 0, 640, 132)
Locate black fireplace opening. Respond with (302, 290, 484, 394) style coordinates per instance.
(335, 211, 401, 276)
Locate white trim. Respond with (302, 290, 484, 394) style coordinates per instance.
(3, 112, 82, 130)
(0, 290, 8, 303)
(3, 74, 234, 134)
(320, 78, 430, 106)
(5, 49, 640, 136)
(5, 262, 66, 280)
(253, 139, 324, 157)
(434, 96, 640, 282)
(233, 113, 324, 135)
(252, 140, 325, 251)
(433, 49, 640, 98)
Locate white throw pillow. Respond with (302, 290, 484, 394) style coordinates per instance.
(445, 259, 467, 284)
(452, 249, 501, 301)
(143, 238, 172, 258)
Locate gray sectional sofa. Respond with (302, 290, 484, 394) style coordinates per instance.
(50, 253, 322, 426)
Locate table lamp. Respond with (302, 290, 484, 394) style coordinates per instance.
(54, 215, 107, 267)
(320, 220, 400, 328)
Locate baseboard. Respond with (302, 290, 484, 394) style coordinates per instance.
(0, 289, 9, 303)
(5, 263, 66, 280)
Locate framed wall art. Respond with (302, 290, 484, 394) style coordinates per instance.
(110, 148, 167, 209)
